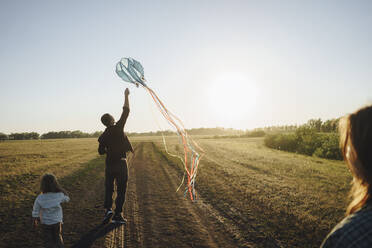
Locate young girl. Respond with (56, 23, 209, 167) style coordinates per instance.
(321, 105, 372, 247)
(32, 173, 70, 248)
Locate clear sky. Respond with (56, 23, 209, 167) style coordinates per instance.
(1, 0, 371, 134)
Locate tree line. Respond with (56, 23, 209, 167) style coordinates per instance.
(0, 118, 340, 142)
(264, 118, 342, 160)
(262, 118, 339, 133)
(127, 127, 245, 137)
(0, 131, 103, 140)
(1, 127, 245, 140)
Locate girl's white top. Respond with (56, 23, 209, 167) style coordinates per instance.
(32, 192, 70, 225)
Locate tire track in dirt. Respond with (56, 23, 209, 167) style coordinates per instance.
(124, 143, 144, 248)
(199, 155, 282, 247)
(152, 143, 263, 248)
(100, 143, 144, 248)
(103, 141, 282, 248)
(104, 224, 125, 248)
(159, 141, 278, 246)
(196, 158, 282, 248)
(115, 142, 240, 248)
(151, 144, 220, 248)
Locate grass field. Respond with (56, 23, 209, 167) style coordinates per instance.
(0, 137, 351, 247)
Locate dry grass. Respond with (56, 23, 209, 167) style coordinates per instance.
(151, 136, 351, 247)
(0, 138, 104, 247)
(0, 138, 98, 177)
(0, 137, 352, 247)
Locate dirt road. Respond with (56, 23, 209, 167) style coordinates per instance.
(81, 141, 255, 248)
(111, 141, 244, 248)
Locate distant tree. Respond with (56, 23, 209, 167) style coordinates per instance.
(9, 132, 39, 140)
(320, 118, 339, 133)
(0, 132, 8, 141)
(307, 118, 322, 132)
(313, 133, 342, 160)
(295, 126, 321, 155)
(243, 130, 266, 137)
(71, 130, 90, 138)
(28, 132, 40, 139)
(9, 133, 20, 140)
(321, 119, 333, 132)
(331, 118, 340, 132)
(41, 130, 99, 139)
(91, 131, 103, 137)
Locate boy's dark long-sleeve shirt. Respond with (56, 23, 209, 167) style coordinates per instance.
(98, 106, 133, 164)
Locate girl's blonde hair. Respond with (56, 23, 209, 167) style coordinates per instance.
(339, 105, 372, 215)
(40, 173, 66, 194)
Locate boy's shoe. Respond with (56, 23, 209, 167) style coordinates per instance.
(112, 213, 127, 224)
(103, 209, 113, 224)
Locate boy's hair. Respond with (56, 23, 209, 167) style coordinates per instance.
(339, 105, 372, 215)
(101, 113, 114, 127)
(40, 173, 66, 194)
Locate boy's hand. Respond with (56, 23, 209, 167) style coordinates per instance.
(125, 88, 130, 96)
(32, 217, 40, 228)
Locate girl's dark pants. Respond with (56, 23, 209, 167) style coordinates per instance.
(42, 222, 64, 248)
(104, 158, 128, 213)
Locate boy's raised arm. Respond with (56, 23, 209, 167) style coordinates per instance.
(116, 88, 130, 129)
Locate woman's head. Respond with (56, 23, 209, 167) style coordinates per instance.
(339, 105, 372, 214)
(40, 173, 66, 194)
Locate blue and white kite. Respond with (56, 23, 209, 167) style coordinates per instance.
(115, 57, 204, 201)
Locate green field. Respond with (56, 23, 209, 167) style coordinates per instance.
(0, 137, 351, 247)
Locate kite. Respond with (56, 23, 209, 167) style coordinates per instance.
(116, 57, 204, 201)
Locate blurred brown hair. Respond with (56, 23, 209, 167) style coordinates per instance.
(40, 173, 67, 194)
(339, 105, 372, 215)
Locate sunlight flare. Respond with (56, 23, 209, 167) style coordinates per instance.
(207, 73, 260, 121)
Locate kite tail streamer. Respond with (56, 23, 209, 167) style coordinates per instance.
(147, 90, 186, 165)
(147, 97, 187, 192)
(141, 84, 203, 201)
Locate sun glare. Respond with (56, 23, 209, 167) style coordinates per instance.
(207, 74, 259, 122)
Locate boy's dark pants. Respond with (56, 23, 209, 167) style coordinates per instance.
(42, 222, 63, 248)
(104, 158, 128, 213)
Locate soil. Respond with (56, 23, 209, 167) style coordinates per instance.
(72, 142, 246, 248)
